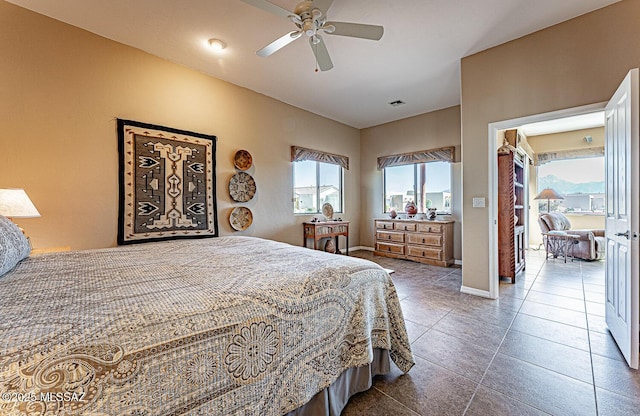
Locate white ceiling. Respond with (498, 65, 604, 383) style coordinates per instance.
(7, 0, 620, 128)
(520, 112, 605, 136)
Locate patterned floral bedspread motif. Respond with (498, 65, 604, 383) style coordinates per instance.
(0, 236, 414, 415)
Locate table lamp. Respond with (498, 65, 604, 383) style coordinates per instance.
(534, 188, 564, 213)
(0, 188, 41, 233)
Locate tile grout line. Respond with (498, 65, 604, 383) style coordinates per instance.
(370, 386, 422, 416)
(360, 250, 609, 414)
(358, 250, 567, 415)
(580, 259, 600, 415)
(462, 253, 547, 415)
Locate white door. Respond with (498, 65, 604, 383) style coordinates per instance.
(605, 69, 639, 369)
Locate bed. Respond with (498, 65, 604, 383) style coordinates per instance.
(0, 220, 414, 415)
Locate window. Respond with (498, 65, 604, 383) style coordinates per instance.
(537, 157, 604, 214)
(384, 161, 452, 213)
(293, 160, 343, 214)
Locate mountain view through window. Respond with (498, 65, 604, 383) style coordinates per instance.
(537, 157, 604, 214)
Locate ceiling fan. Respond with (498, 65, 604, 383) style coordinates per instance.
(241, 0, 384, 71)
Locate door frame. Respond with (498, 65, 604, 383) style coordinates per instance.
(487, 102, 606, 299)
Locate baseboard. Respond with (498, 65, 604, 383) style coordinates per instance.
(352, 247, 461, 264)
(349, 246, 374, 252)
(460, 285, 496, 299)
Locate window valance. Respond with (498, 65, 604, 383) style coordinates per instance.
(535, 147, 604, 166)
(377, 146, 455, 170)
(290, 146, 349, 170)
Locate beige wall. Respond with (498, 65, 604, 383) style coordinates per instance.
(527, 127, 605, 153)
(461, 0, 640, 292)
(0, 1, 361, 250)
(6, 0, 634, 284)
(360, 106, 462, 261)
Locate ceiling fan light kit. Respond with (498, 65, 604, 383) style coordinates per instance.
(241, 0, 384, 71)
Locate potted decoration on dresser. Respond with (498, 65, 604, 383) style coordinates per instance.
(428, 208, 437, 220)
(404, 201, 418, 216)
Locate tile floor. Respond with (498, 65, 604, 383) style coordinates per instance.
(342, 249, 640, 416)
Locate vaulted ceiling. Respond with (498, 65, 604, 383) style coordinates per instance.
(7, 0, 620, 128)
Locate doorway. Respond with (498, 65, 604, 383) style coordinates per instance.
(487, 102, 607, 299)
(488, 71, 640, 370)
(523, 115, 606, 254)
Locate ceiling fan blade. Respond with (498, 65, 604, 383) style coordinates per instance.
(257, 31, 301, 57)
(240, 0, 293, 19)
(324, 21, 384, 40)
(309, 35, 333, 71)
(311, 0, 334, 15)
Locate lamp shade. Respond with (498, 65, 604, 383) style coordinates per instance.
(534, 188, 564, 213)
(534, 188, 564, 201)
(0, 189, 41, 218)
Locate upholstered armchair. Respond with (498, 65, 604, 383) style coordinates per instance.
(538, 212, 605, 261)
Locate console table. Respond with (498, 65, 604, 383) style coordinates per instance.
(303, 221, 349, 255)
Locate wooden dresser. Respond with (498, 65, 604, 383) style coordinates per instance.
(374, 219, 454, 267)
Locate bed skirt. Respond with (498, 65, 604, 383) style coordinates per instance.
(286, 348, 391, 416)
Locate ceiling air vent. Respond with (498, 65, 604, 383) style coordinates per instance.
(388, 100, 405, 107)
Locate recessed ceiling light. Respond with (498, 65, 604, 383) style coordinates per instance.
(208, 38, 226, 51)
(389, 100, 405, 107)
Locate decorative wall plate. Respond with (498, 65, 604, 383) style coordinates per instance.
(230, 207, 253, 231)
(234, 149, 253, 171)
(229, 172, 256, 202)
(322, 202, 334, 220)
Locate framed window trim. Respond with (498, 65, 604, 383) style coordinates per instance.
(294, 162, 344, 215)
(380, 147, 454, 215)
(536, 155, 605, 216)
(291, 146, 347, 215)
(383, 163, 452, 215)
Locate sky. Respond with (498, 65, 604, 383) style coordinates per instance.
(293, 160, 340, 187)
(538, 157, 604, 183)
(385, 162, 451, 195)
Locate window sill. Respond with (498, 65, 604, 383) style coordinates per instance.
(294, 212, 344, 216)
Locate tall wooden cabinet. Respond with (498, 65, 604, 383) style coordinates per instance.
(498, 148, 526, 283)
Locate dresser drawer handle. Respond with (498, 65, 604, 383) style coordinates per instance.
(427, 227, 431, 232)
(388, 235, 391, 239)
(422, 251, 425, 256)
(422, 238, 425, 243)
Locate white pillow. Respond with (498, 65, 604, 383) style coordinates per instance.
(0, 215, 31, 277)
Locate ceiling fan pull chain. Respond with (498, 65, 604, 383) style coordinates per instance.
(314, 42, 319, 72)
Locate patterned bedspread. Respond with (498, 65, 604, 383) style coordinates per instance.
(0, 236, 414, 415)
